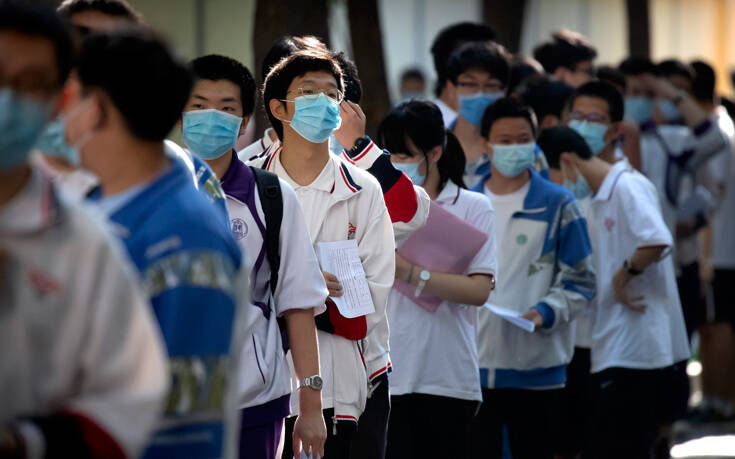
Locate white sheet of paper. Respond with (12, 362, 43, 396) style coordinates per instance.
(299, 451, 320, 459)
(317, 240, 375, 318)
(484, 303, 536, 333)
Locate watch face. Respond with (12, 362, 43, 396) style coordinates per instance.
(420, 270, 431, 281)
(311, 375, 323, 390)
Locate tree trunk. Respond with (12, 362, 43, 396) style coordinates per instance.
(626, 0, 650, 57)
(347, 0, 391, 138)
(482, 0, 526, 54)
(253, 0, 330, 137)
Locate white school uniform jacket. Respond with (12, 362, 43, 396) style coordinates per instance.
(587, 161, 690, 373)
(0, 166, 168, 458)
(248, 147, 396, 423)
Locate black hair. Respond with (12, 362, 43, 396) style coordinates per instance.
(401, 68, 425, 82)
(77, 25, 192, 141)
(260, 35, 327, 82)
(569, 80, 624, 122)
(57, 0, 141, 22)
(656, 59, 695, 82)
(533, 30, 597, 74)
(445, 41, 510, 88)
(430, 22, 496, 97)
(262, 50, 344, 140)
(537, 126, 592, 167)
(480, 96, 537, 139)
(190, 54, 257, 117)
(0, 0, 73, 87)
(691, 60, 716, 102)
(332, 51, 362, 103)
(507, 56, 544, 95)
(517, 75, 573, 124)
(618, 56, 655, 76)
(596, 65, 626, 92)
(377, 100, 466, 189)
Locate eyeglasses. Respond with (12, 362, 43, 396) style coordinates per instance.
(0, 71, 58, 99)
(284, 85, 343, 104)
(456, 81, 504, 94)
(568, 111, 608, 123)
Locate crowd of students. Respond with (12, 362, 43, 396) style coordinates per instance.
(1, 1, 734, 459)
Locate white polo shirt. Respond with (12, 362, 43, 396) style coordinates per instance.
(587, 161, 690, 373)
(709, 107, 735, 269)
(388, 182, 496, 401)
(218, 155, 328, 411)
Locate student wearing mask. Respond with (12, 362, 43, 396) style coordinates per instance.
(558, 91, 690, 456)
(181, 54, 329, 459)
(68, 27, 246, 458)
(445, 42, 545, 189)
(429, 22, 496, 128)
(533, 30, 596, 88)
(0, 2, 167, 457)
(379, 101, 496, 459)
(252, 50, 395, 459)
(470, 97, 596, 459)
(688, 60, 735, 422)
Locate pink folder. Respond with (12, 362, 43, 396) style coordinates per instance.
(394, 201, 489, 313)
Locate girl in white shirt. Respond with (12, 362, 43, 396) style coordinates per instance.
(378, 101, 497, 459)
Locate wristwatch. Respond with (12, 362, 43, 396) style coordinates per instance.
(297, 375, 323, 391)
(623, 259, 643, 276)
(414, 269, 431, 297)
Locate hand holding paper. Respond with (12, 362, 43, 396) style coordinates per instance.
(484, 303, 536, 333)
(316, 240, 375, 318)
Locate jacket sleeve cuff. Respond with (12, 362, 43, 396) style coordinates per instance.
(693, 119, 713, 137)
(533, 302, 556, 329)
(343, 137, 383, 168)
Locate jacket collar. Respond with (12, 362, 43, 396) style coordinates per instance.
(0, 165, 60, 234)
(435, 181, 461, 205)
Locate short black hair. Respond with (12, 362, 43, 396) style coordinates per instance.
(263, 49, 343, 140)
(618, 56, 655, 76)
(260, 35, 327, 82)
(446, 41, 511, 88)
(378, 100, 466, 189)
(430, 22, 496, 97)
(656, 59, 695, 82)
(57, 0, 141, 22)
(77, 26, 192, 141)
(533, 30, 597, 74)
(401, 67, 425, 83)
(569, 80, 624, 122)
(596, 65, 626, 93)
(517, 75, 574, 123)
(190, 54, 257, 117)
(480, 96, 537, 139)
(537, 125, 592, 167)
(507, 56, 544, 95)
(332, 51, 361, 103)
(0, 0, 73, 87)
(691, 60, 716, 102)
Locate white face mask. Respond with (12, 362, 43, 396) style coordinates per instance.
(64, 98, 98, 166)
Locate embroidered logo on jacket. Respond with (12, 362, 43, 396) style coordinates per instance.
(29, 269, 62, 298)
(231, 218, 249, 240)
(604, 218, 616, 231)
(348, 222, 357, 240)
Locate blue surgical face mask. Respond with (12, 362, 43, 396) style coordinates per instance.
(288, 93, 342, 143)
(392, 158, 426, 186)
(458, 92, 503, 126)
(624, 97, 654, 124)
(35, 117, 80, 166)
(490, 142, 536, 177)
(183, 109, 243, 160)
(568, 119, 609, 156)
(0, 88, 51, 171)
(329, 133, 344, 156)
(563, 173, 591, 200)
(658, 99, 680, 122)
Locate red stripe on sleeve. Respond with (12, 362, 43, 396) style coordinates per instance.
(383, 174, 418, 223)
(63, 410, 126, 459)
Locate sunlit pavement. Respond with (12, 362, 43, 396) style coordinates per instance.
(669, 360, 735, 458)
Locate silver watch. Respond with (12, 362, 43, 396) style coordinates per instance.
(297, 375, 323, 391)
(414, 269, 431, 297)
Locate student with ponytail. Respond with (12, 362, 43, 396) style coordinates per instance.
(378, 100, 497, 459)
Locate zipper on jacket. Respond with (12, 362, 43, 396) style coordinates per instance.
(332, 415, 338, 435)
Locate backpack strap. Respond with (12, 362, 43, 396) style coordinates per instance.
(250, 166, 283, 294)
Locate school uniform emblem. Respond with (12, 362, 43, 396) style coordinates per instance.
(231, 218, 249, 240)
(348, 222, 357, 240)
(604, 218, 615, 231)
